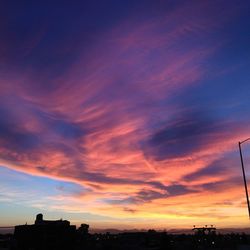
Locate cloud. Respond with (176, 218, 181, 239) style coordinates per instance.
(199, 177, 242, 193)
(142, 110, 222, 160)
(0, 103, 39, 148)
(183, 152, 239, 182)
(106, 183, 197, 206)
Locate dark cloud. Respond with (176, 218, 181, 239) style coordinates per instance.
(34, 109, 87, 140)
(183, 161, 225, 182)
(132, 184, 197, 203)
(82, 172, 144, 185)
(139, 183, 195, 199)
(0, 126, 40, 152)
(198, 176, 242, 192)
(142, 111, 223, 160)
(183, 152, 240, 182)
(107, 197, 136, 205)
(213, 200, 234, 206)
(147, 181, 167, 190)
(106, 183, 196, 205)
(167, 184, 194, 196)
(0, 106, 40, 153)
(52, 119, 84, 139)
(123, 207, 137, 213)
(73, 171, 157, 188)
(136, 190, 165, 202)
(36, 166, 47, 172)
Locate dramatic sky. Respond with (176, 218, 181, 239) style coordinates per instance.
(0, 0, 250, 230)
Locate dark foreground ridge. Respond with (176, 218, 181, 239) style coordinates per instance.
(1, 214, 250, 250)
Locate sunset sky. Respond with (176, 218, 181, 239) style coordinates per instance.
(0, 0, 250, 230)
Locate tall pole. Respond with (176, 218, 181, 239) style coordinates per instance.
(239, 141, 250, 219)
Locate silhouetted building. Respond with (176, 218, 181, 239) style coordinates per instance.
(14, 214, 76, 250)
(35, 213, 70, 226)
(78, 223, 89, 235)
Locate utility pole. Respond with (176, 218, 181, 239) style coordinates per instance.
(239, 138, 250, 219)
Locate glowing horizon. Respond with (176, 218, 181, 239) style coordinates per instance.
(1, 0, 250, 230)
